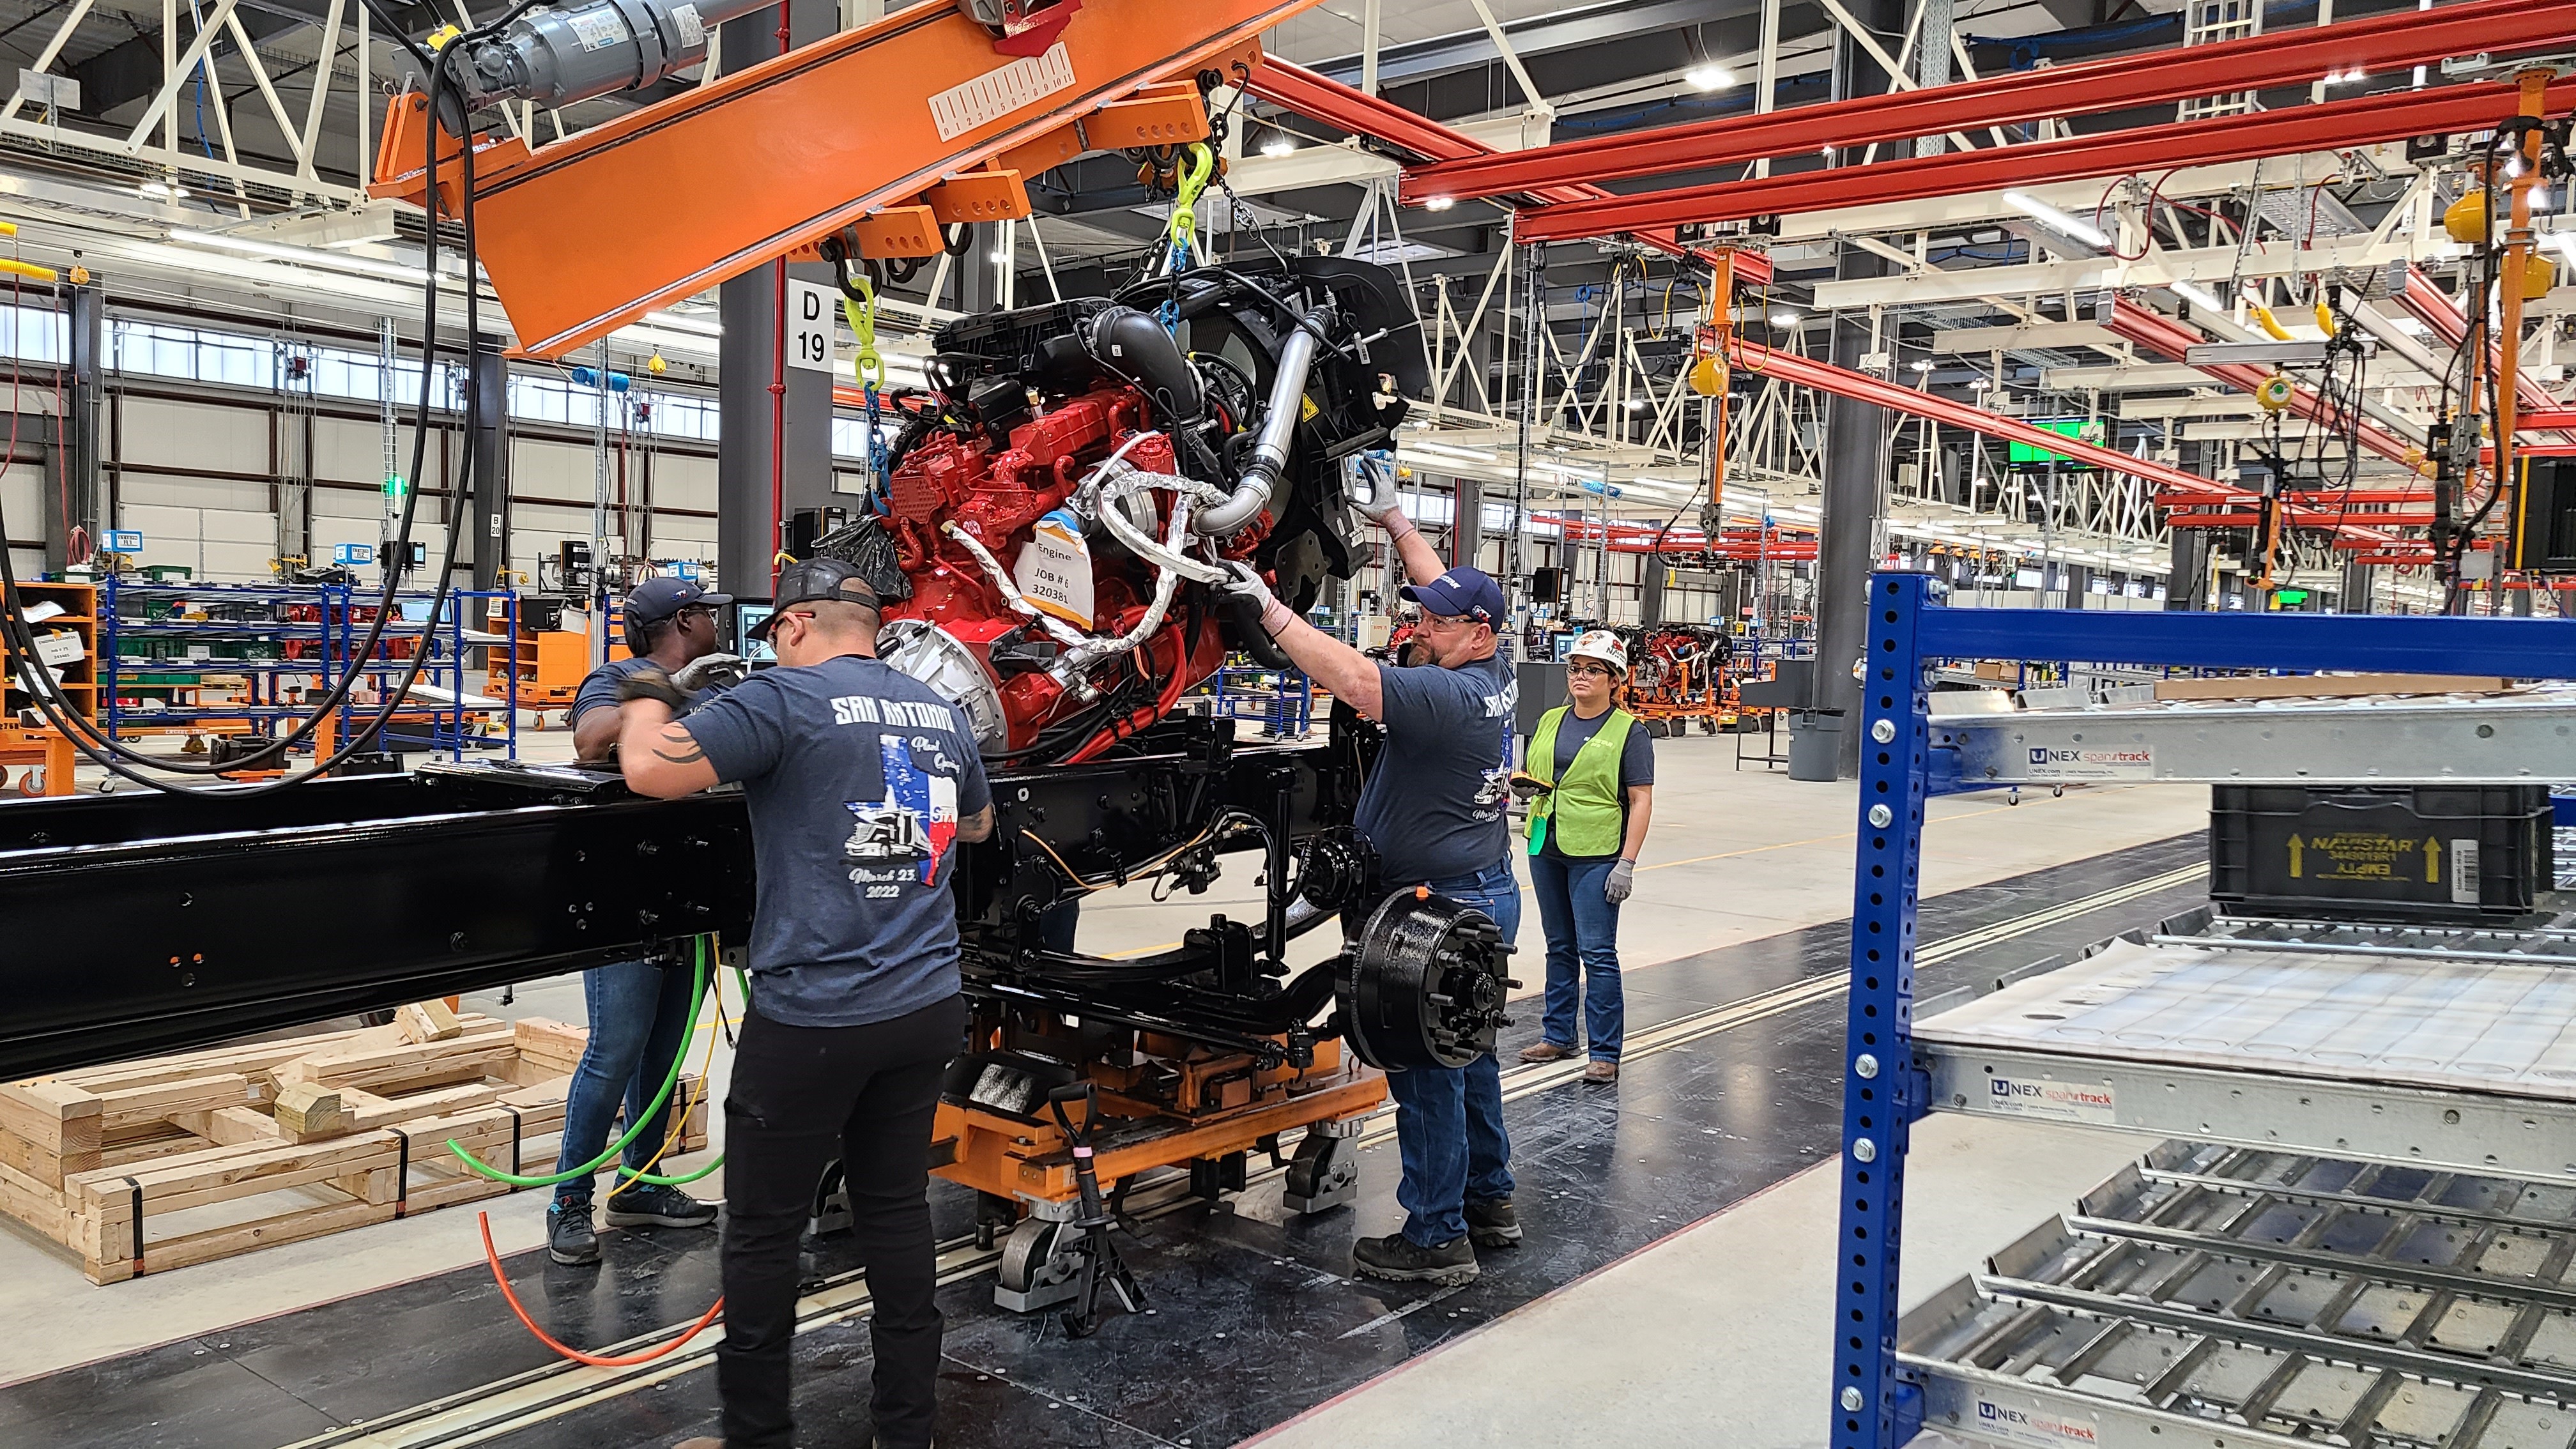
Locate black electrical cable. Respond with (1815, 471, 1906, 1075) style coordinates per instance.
(0, 34, 487, 796)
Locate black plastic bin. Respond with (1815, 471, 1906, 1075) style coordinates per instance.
(2209, 784, 2556, 922)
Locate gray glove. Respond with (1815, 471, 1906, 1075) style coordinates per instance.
(1343, 450, 1404, 524)
(672, 652, 749, 693)
(1220, 561, 1296, 635)
(1604, 859, 1636, 905)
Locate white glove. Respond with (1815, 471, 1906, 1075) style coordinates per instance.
(671, 652, 749, 693)
(1605, 859, 1636, 905)
(1220, 562, 1298, 636)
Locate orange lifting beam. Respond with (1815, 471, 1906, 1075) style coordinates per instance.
(373, 0, 1313, 360)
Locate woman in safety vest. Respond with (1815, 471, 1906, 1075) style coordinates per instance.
(1515, 629, 1655, 1084)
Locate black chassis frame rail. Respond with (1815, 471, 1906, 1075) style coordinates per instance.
(0, 716, 1365, 1082)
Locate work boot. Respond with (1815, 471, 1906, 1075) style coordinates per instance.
(1516, 1041, 1576, 1063)
(548, 1202, 601, 1266)
(604, 1182, 720, 1229)
(1465, 1199, 1522, 1248)
(1353, 1232, 1479, 1285)
(1582, 1059, 1620, 1085)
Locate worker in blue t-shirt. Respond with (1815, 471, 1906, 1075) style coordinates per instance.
(615, 557, 994, 1449)
(548, 575, 737, 1266)
(1220, 487, 1522, 1289)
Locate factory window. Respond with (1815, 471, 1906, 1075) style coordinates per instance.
(647, 392, 718, 441)
(111, 319, 275, 390)
(0, 304, 66, 364)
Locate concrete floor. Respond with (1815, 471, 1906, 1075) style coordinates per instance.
(0, 728, 2209, 1445)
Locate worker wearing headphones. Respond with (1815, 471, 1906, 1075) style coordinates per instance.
(548, 575, 739, 1266)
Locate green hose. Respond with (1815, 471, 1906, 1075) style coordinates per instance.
(447, 935, 722, 1189)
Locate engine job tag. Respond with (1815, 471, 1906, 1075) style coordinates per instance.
(1015, 510, 1095, 631)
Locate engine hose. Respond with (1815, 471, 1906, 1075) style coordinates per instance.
(445, 936, 713, 1188)
(1223, 594, 1296, 671)
(478, 1211, 723, 1366)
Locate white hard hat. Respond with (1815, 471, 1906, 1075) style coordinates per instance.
(1567, 629, 1627, 675)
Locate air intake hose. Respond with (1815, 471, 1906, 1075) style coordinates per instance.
(1195, 301, 1333, 538)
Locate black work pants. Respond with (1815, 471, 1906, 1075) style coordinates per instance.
(717, 993, 967, 1449)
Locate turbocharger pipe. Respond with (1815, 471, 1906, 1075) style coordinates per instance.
(1194, 302, 1333, 537)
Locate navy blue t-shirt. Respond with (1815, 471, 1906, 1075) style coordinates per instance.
(1353, 651, 1517, 884)
(571, 656, 721, 730)
(683, 653, 992, 1028)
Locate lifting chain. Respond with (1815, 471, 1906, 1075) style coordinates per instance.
(839, 270, 893, 508)
(1158, 141, 1216, 332)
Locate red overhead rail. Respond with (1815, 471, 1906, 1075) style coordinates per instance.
(2391, 264, 2566, 424)
(1514, 73, 2576, 242)
(1239, 57, 1698, 258)
(1406, 0, 2576, 206)
(2101, 297, 2428, 471)
(1724, 337, 2412, 548)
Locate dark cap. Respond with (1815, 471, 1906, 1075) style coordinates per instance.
(626, 575, 733, 625)
(752, 557, 882, 640)
(1399, 567, 1505, 627)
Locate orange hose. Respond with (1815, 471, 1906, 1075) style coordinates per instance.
(476, 1211, 723, 1366)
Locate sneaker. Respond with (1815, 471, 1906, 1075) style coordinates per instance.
(1353, 1232, 1479, 1285)
(548, 1203, 601, 1266)
(1516, 1041, 1576, 1063)
(1465, 1199, 1522, 1248)
(1582, 1059, 1619, 1084)
(604, 1182, 720, 1229)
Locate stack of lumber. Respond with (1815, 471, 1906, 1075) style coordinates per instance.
(0, 1007, 708, 1284)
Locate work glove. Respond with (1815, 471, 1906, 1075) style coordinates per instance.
(672, 652, 748, 693)
(1342, 450, 1413, 535)
(1220, 561, 1298, 636)
(614, 664, 688, 712)
(1604, 859, 1636, 905)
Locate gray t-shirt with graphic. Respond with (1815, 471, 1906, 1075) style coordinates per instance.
(1354, 651, 1517, 884)
(683, 654, 991, 1028)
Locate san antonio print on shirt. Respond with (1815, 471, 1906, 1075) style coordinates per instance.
(845, 733, 960, 887)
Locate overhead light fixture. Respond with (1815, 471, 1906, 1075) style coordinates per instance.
(1769, 308, 1801, 326)
(2002, 190, 2110, 250)
(1624, 397, 1646, 412)
(1968, 378, 1990, 391)
(1261, 136, 1296, 158)
(1683, 63, 1735, 91)
(642, 309, 722, 337)
(988, 248, 1010, 262)
(138, 178, 191, 201)
(2170, 280, 2227, 314)
(1818, 145, 1834, 159)
(1912, 359, 1935, 373)
(167, 228, 426, 283)
(1424, 195, 1456, 211)
(1409, 440, 1499, 462)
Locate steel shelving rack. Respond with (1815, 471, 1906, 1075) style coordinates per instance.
(99, 578, 521, 763)
(1834, 572, 2576, 1449)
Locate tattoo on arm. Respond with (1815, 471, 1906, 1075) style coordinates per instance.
(649, 725, 707, 765)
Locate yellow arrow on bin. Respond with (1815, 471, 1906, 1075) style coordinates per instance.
(2286, 834, 2303, 878)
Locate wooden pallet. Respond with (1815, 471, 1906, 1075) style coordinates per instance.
(0, 1011, 709, 1284)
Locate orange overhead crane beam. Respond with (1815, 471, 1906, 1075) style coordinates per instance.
(372, 0, 1324, 360)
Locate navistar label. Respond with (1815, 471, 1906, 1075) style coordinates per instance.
(1984, 1075, 2116, 1125)
(1973, 1394, 2101, 1447)
(2023, 745, 2152, 780)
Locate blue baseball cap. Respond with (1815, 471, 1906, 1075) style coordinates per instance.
(1400, 567, 1505, 627)
(625, 575, 733, 625)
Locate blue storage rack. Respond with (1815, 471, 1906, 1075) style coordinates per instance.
(100, 579, 521, 763)
(1832, 572, 2576, 1449)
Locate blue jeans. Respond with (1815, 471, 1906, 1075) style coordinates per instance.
(555, 959, 699, 1209)
(1529, 852, 1624, 1062)
(1383, 859, 1521, 1248)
